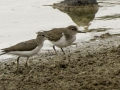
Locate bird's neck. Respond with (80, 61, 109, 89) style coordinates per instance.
(36, 38, 44, 46)
(64, 34, 75, 40)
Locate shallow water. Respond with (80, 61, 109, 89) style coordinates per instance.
(0, 0, 120, 60)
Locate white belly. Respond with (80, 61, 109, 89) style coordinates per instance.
(8, 45, 42, 57)
(51, 35, 76, 48)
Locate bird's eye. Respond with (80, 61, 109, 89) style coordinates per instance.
(71, 28, 75, 31)
(41, 34, 45, 36)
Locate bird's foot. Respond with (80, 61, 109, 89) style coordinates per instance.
(13, 68, 23, 74)
(25, 64, 31, 71)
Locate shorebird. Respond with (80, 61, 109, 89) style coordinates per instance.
(38, 25, 86, 55)
(0, 32, 48, 70)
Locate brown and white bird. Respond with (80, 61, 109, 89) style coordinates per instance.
(38, 25, 86, 55)
(0, 32, 48, 70)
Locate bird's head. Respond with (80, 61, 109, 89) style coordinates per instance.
(36, 31, 49, 41)
(67, 25, 86, 35)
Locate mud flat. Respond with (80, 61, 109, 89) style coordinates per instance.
(0, 35, 120, 90)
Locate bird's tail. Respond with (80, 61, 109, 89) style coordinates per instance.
(0, 50, 6, 56)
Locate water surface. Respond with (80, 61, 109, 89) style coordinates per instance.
(0, 0, 120, 60)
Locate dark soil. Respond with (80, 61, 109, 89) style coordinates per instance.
(0, 36, 120, 90)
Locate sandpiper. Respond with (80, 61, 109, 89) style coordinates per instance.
(0, 32, 48, 70)
(38, 25, 86, 55)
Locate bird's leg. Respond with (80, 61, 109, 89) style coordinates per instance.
(53, 46, 58, 55)
(61, 48, 65, 55)
(25, 57, 29, 68)
(69, 46, 71, 53)
(68, 43, 77, 53)
(25, 57, 32, 71)
(17, 56, 20, 70)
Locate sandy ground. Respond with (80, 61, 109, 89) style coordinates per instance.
(0, 34, 120, 90)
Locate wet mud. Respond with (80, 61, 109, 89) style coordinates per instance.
(0, 35, 120, 90)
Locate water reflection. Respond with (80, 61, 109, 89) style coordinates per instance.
(53, 5, 99, 31)
(90, 32, 120, 41)
(97, 14, 120, 20)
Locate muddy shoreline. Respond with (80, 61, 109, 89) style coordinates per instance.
(0, 35, 120, 90)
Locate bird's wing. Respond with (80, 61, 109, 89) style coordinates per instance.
(44, 28, 65, 42)
(2, 39, 38, 52)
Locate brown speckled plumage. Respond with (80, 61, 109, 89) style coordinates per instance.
(1, 32, 47, 53)
(38, 25, 85, 55)
(2, 39, 38, 52)
(44, 28, 65, 41)
(44, 25, 79, 42)
(0, 32, 47, 70)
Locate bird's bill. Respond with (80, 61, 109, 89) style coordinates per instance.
(77, 31, 86, 33)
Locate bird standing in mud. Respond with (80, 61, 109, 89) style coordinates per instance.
(37, 25, 86, 55)
(0, 32, 48, 70)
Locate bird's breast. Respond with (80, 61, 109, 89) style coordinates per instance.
(51, 35, 76, 48)
(8, 45, 42, 57)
